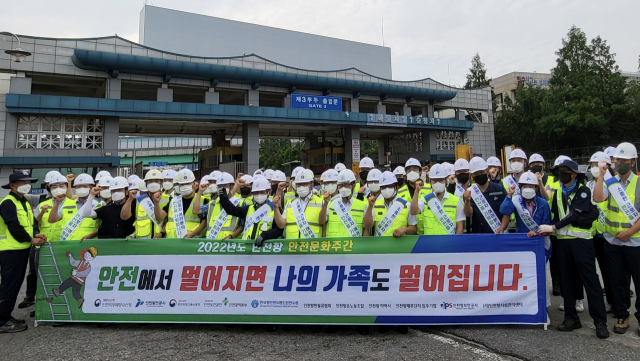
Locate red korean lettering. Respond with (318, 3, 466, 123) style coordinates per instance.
(497, 264, 522, 291)
(222, 266, 245, 291)
(423, 265, 445, 292)
(447, 265, 470, 292)
(179, 266, 201, 291)
(399, 265, 421, 292)
(473, 265, 496, 291)
(246, 266, 267, 291)
(201, 266, 223, 292)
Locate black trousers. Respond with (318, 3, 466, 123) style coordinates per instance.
(556, 238, 607, 324)
(25, 246, 39, 299)
(604, 241, 640, 322)
(58, 278, 82, 301)
(551, 235, 584, 300)
(0, 248, 30, 325)
(593, 235, 613, 304)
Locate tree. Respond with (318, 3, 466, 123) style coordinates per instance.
(361, 140, 379, 165)
(258, 139, 304, 169)
(465, 53, 496, 111)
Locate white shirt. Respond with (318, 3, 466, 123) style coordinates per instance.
(417, 191, 467, 222)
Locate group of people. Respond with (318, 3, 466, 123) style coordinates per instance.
(0, 142, 638, 338)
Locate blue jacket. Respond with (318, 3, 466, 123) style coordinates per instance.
(500, 195, 551, 233)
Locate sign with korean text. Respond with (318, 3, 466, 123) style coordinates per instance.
(36, 235, 546, 325)
(291, 93, 342, 111)
(352, 139, 361, 163)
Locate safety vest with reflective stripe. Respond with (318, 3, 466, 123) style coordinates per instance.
(0, 196, 33, 251)
(206, 198, 240, 240)
(554, 187, 594, 239)
(166, 197, 201, 239)
(283, 191, 296, 206)
(243, 204, 275, 240)
(326, 198, 366, 237)
(39, 197, 78, 242)
(284, 195, 323, 238)
(397, 185, 430, 234)
(421, 194, 459, 235)
(604, 175, 640, 239)
(134, 194, 169, 239)
(373, 197, 410, 236)
(66, 199, 102, 241)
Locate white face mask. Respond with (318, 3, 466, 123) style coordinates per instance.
(75, 188, 90, 198)
(111, 191, 125, 202)
(339, 187, 352, 198)
(146, 183, 162, 193)
(420, 173, 427, 182)
(204, 184, 218, 195)
(510, 162, 524, 173)
(253, 194, 268, 205)
(590, 167, 600, 178)
(432, 182, 446, 194)
(17, 184, 31, 195)
(100, 189, 111, 199)
(163, 181, 174, 191)
(291, 183, 297, 191)
(381, 188, 396, 199)
(324, 183, 337, 194)
(51, 188, 67, 197)
(368, 183, 380, 193)
(522, 188, 536, 200)
(407, 171, 420, 182)
(179, 184, 193, 195)
(297, 186, 310, 198)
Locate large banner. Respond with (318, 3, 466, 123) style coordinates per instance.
(36, 234, 546, 325)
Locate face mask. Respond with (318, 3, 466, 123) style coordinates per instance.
(420, 173, 427, 182)
(204, 184, 218, 195)
(590, 167, 600, 178)
(432, 182, 446, 194)
(292, 183, 297, 191)
(51, 188, 67, 197)
(75, 188, 90, 198)
(368, 183, 380, 193)
(381, 188, 396, 199)
(359, 171, 369, 182)
(510, 162, 524, 173)
(163, 182, 174, 191)
(530, 165, 543, 174)
(558, 172, 573, 184)
(616, 162, 632, 175)
(297, 186, 310, 198)
(456, 173, 470, 185)
(324, 184, 337, 194)
(271, 184, 278, 194)
(147, 183, 161, 193)
(179, 184, 193, 195)
(474, 174, 489, 186)
(17, 184, 31, 195)
(447, 183, 456, 193)
(111, 192, 125, 202)
(253, 194, 268, 205)
(521, 188, 536, 200)
(100, 189, 111, 199)
(240, 187, 252, 196)
(339, 187, 352, 198)
(407, 171, 420, 182)
(396, 178, 405, 187)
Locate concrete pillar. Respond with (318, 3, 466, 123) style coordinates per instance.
(421, 130, 431, 163)
(157, 86, 173, 102)
(455, 110, 465, 120)
(376, 102, 386, 115)
(427, 103, 435, 118)
(350, 98, 359, 113)
(243, 122, 260, 174)
(343, 127, 360, 169)
(204, 88, 220, 104)
(9, 77, 31, 94)
(248, 90, 259, 106)
(403, 104, 411, 116)
(106, 79, 121, 99)
(283, 94, 291, 108)
(378, 138, 386, 167)
(103, 118, 120, 159)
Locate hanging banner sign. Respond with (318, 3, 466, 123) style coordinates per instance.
(291, 94, 342, 111)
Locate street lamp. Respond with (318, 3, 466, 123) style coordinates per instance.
(1, 32, 31, 62)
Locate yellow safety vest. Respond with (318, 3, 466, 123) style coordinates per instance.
(373, 197, 410, 236)
(38, 197, 78, 242)
(554, 187, 595, 239)
(66, 199, 102, 241)
(421, 193, 459, 235)
(206, 198, 240, 239)
(397, 185, 431, 234)
(283, 191, 296, 206)
(243, 203, 275, 240)
(134, 194, 169, 238)
(326, 198, 366, 237)
(604, 175, 640, 239)
(166, 197, 202, 238)
(284, 195, 323, 238)
(0, 195, 33, 251)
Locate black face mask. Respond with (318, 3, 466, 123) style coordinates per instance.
(616, 162, 632, 175)
(397, 178, 405, 187)
(456, 173, 470, 184)
(271, 184, 278, 194)
(558, 172, 573, 184)
(474, 174, 489, 186)
(447, 183, 456, 194)
(240, 187, 251, 196)
(530, 165, 543, 174)
(359, 171, 369, 183)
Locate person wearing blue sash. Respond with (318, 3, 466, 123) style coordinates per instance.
(448, 159, 471, 197)
(500, 171, 552, 236)
(463, 157, 510, 234)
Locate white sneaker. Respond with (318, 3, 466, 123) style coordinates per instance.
(576, 300, 584, 312)
(559, 301, 564, 311)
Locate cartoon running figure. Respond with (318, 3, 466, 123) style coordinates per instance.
(51, 247, 97, 308)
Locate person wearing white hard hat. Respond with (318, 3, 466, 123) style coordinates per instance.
(593, 142, 640, 335)
(503, 149, 527, 192)
(442, 162, 455, 186)
(34, 173, 70, 239)
(410, 164, 465, 235)
(486, 157, 503, 184)
(81, 176, 136, 239)
(320, 169, 368, 237)
(127, 174, 141, 187)
(527, 154, 552, 201)
(363, 171, 417, 240)
(152, 169, 206, 239)
(161, 169, 178, 196)
(450, 158, 471, 197)
(603, 146, 617, 170)
(273, 169, 323, 239)
(398, 158, 431, 203)
(283, 167, 305, 206)
(393, 166, 406, 187)
(321, 169, 339, 198)
(334, 163, 347, 171)
(500, 171, 552, 236)
(218, 176, 281, 246)
(462, 157, 510, 234)
(48, 173, 101, 241)
(193, 172, 242, 240)
(120, 169, 164, 240)
(269, 170, 287, 208)
(354, 157, 375, 193)
(356, 169, 383, 202)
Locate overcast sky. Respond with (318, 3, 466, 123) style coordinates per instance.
(3, 0, 639, 85)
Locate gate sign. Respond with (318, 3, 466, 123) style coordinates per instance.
(352, 139, 361, 163)
(291, 93, 342, 111)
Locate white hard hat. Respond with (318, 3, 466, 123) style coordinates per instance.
(200, 175, 210, 185)
(97, 176, 113, 188)
(263, 169, 274, 180)
(443, 163, 455, 176)
(240, 174, 254, 185)
(393, 166, 405, 176)
(469, 157, 488, 173)
(323, 169, 339, 182)
(334, 163, 346, 171)
(44, 171, 63, 184)
(74, 173, 94, 186)
(487, 156, 502, 167)
(162, 169, 177, 180)
(614, 142, 638, 160)
(553, 155, 571, 167)
(429, 164, 447, 179)
(454, 158, 470, 171)
(175, 169, 196, 184)
(217, 172, 235, 185)
(604, 147, 617, 158)
(94, 170, 111, 184)
(529, 153, 545, 164)
(144, 169, 163, 181)
(337, 169, 356, 184)
(253, 169, 263, 177)
(379, 171, 398, 186)
(359, 157, 374, 169)
(291, 167, 305, 178)
(49, 173, 67, 185)
(251, 177, 271, 192)
(295, 169, 315, 184)
(509, 149, 527, 160)
(367, 169, 382, 182)
(518, 171, 538, 186)
(590, 151, 611, 165)
(130, 178, 147, 192)
(271, 170, 286, 182)
(405, 158, 421, 168)
(109, 176, 128, 190)
(209, 170, 222, 181)
(127, 175, 141, 183)
(253, 174, 266, 181)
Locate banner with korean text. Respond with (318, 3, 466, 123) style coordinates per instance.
(36, 234, 546, 325)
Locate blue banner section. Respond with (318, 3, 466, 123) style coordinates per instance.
(291, 93, 342, 111)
